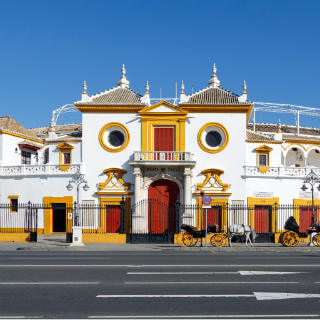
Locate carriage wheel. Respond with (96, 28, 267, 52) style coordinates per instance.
(282, 231, 299, 247)
(312, 233, 320, 247)
(181, 232, 195, 247)
(210, 233, 228, 247)
(279, 232, 285, 245)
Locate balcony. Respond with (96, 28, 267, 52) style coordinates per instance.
(130, 151, 195, 167)
(0, 164, 85, 177)
(244, 166, 320, 178)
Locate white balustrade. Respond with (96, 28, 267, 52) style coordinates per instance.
(0, 164, 84, 176)
(244, 166, 320, 178)
(133, 151, 193, 162)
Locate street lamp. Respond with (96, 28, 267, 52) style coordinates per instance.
(300, 170, 320, 227)
(66, 170, 89, 227)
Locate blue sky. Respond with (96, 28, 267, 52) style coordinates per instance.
(0, 0, 319, 128)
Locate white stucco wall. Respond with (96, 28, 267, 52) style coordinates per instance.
(186, 113, 247, 201)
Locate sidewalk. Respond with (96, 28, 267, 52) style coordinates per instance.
(0, 235, 318, 252)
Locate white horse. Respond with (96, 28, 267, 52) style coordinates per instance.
(228, 224, 257, 247)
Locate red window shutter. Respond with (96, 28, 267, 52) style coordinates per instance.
(154, 127, 175, 151)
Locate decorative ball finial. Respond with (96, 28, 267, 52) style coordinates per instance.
(180, 80, 185, 93)
(243, 80, 247, 93)
(145, 80, 150, 94)
(121, 64, 126, 76)
(83, 80, 87, 94)
(118, 64, 130, 88)
(277, 119, 282, 133)
(208, 62, 220, 88)
(212, 62, 217, 75)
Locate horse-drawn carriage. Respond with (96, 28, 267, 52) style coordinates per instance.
(178, 223, 256, 247)
(280, 216, 320, 247)
(178, 223, 228, 247)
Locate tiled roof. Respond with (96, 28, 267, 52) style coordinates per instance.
(76, 87, 145, 105)
(181, 87, 251, 105)
(0, 116, 39, 138)
(30, 123, 82, 139)
(246, 130, 275, 141)
(247, 123, 320, 136)
(282, 134, 320, 142)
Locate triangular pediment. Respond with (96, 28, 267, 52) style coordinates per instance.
(254, 145, 273, 152)
(138, 100, 188, 115)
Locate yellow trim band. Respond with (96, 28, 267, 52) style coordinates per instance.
(98, 122, 130, 153)
(197, 123, 229, 154)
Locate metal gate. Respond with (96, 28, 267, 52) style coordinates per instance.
(129, 199, 178, 243)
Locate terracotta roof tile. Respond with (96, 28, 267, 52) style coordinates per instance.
(76, 87, 145, 106)
(181, 87, 251, 105)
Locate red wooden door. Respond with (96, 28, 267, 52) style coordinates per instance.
(148, 179, 179, 233)
(202, 206, 222, 231)
(299, 206, 315, 233)
(154, 127, 175, 160)
(106, 205, 121, 233)
(254, 205, 271, 233)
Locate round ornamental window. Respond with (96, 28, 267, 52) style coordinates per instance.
(197, 123, 229, 153)
(205, 131, 222, 147)
(99, 123, 130, 152)
(109, 130, 125, 147)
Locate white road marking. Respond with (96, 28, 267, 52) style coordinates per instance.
(239, 271, 306, 275)
(0, 264, 319, 268)
(0, 317, 43, 319)
(124, 281, 299, 285)
(88, 315, 320, 319)
(127, 271, 306, 275)
(96, 292, 320, 300)
(97, 294, 253, 298)
(0, 282, 100, 285)
(254, 292, 320, 300)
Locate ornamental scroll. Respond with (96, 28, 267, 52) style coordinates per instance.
(196, 169, 229, 192)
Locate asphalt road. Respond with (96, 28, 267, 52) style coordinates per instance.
(0, 250, 319, 319)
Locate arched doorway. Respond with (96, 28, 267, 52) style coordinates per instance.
(148, 179, 179, 235)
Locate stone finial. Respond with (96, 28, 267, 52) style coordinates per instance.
(48, 120, 57, 139)
(118, 64, 130, 88)
(81, 80, 91, 102)
(243, 80, 247, 93)
(179, 80, 188, 103)
(238, 80, 248, 103)
(82, 80, 87, 94)
(277, 119, 283, 133)
(145, 80, 150, 94)
(180, 80, 185, 94)
(141, 80, 151, 106)
(208, 62, 220, 88)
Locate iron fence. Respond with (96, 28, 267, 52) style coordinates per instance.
(0, 202, 39, 233)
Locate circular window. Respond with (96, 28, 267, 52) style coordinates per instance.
(205, 131, 222, 147)
(109, 130, 125, 147)
(197, 122, 229, 153)
(99, 122, 130, 152)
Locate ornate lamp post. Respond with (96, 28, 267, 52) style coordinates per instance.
(66, 171, 89, 229)
(301, 170, 320, 227)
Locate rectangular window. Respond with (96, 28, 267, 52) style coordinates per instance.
(10, 198, 18, 212)
(21, 150, 31, 164)
(44, 148, 49, 164)
(258, 154, 267, 167)
(63, 152, 71, 164)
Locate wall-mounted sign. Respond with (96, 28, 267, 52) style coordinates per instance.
(253, 192, 274, 198)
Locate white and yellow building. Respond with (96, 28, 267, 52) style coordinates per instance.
(0, 64, 319, 241)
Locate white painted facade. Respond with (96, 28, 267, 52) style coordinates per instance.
(1, 65, 320, 235)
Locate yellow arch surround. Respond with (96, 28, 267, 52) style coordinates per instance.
(197, 122, 229, 154)
(98, 122, 130, 153)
